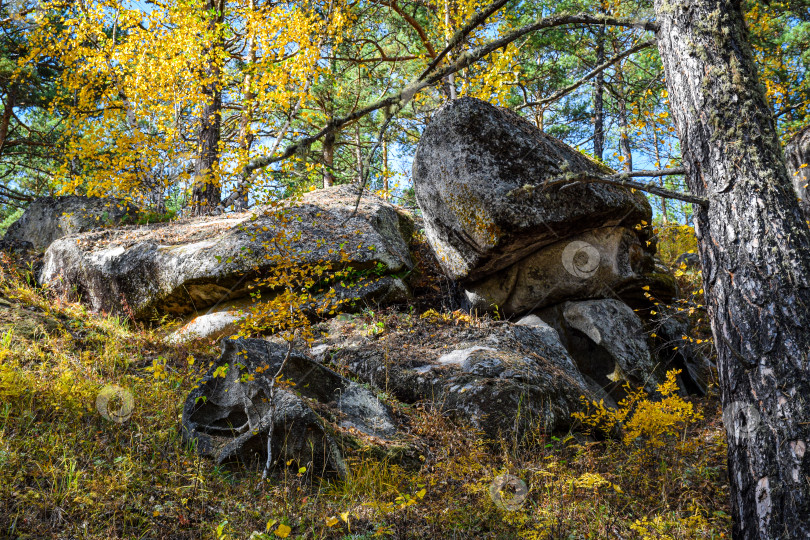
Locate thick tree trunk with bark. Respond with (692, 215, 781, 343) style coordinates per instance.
(654, 0, 810, 536)
(191, 0, 225, 215)
(785, 126, 810, 220)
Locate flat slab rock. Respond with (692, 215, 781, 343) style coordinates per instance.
(4, 196, 139, 252)
(412, 97, 652, 283)
(319, 317, 593, 439)
(182, 338, 398, 477)
(39, 185, 414, 319)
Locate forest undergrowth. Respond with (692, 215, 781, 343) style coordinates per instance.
(0, 223, 731, 539)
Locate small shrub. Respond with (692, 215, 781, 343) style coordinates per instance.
(573, 369, 703, 450)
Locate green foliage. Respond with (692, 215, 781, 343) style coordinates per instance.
(0, 208, 23, 236)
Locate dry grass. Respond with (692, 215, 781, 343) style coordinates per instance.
(0, 250, 730, 539)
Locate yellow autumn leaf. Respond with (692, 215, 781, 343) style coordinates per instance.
(274, 524, 291, 538)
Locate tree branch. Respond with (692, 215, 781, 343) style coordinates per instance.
(238, 12, 657, 182)
(373, 0, 437, 58)
(508, 168, 707, 207)
(530, 40, 655, 107)
(418, 0, 511, 80)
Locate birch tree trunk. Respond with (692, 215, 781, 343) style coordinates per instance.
(654, 0, 810, 536)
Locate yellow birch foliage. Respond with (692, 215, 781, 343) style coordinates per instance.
(573, 369, 703, 449)
(22, 0, 347, 206)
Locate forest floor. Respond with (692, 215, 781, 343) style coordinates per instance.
(0, 230, 732, 539)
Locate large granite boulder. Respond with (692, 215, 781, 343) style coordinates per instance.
(182, 338, 398, 477)
(323, 317, 592, 439)
(39, 185, 414, 319)
(785, 125, 810, 219)
(4, 196, 140, 252)
(412, 97, 652, 285)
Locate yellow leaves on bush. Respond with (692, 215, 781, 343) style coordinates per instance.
(630, 511, 715, 540)
(656, 224, 698, 268)
(419, 309, 472, 325)
(572, 370, 703, 449)
(145, 357, 168, 380)
(573, 472, 623, 493)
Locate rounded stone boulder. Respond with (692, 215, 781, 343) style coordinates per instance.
(412, 97, 652, 283)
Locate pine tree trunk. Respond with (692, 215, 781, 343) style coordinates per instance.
(592, 21, 605, 161)
(323, 128, 335, 188)
(615, 65, 633, 171)
(232, 0, 257, 211)
(191, 0, 225, 215)
(653, 0, 810, 536)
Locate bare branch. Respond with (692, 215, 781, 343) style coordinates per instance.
(257, 337, 295, 484)
(509, 168, 707, 207)
(529, 40, 655, 108)
(418, 0, 511, 80)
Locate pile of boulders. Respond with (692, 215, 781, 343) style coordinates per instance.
(3, 97, 714, 478)
(411, 98, 708, 399)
